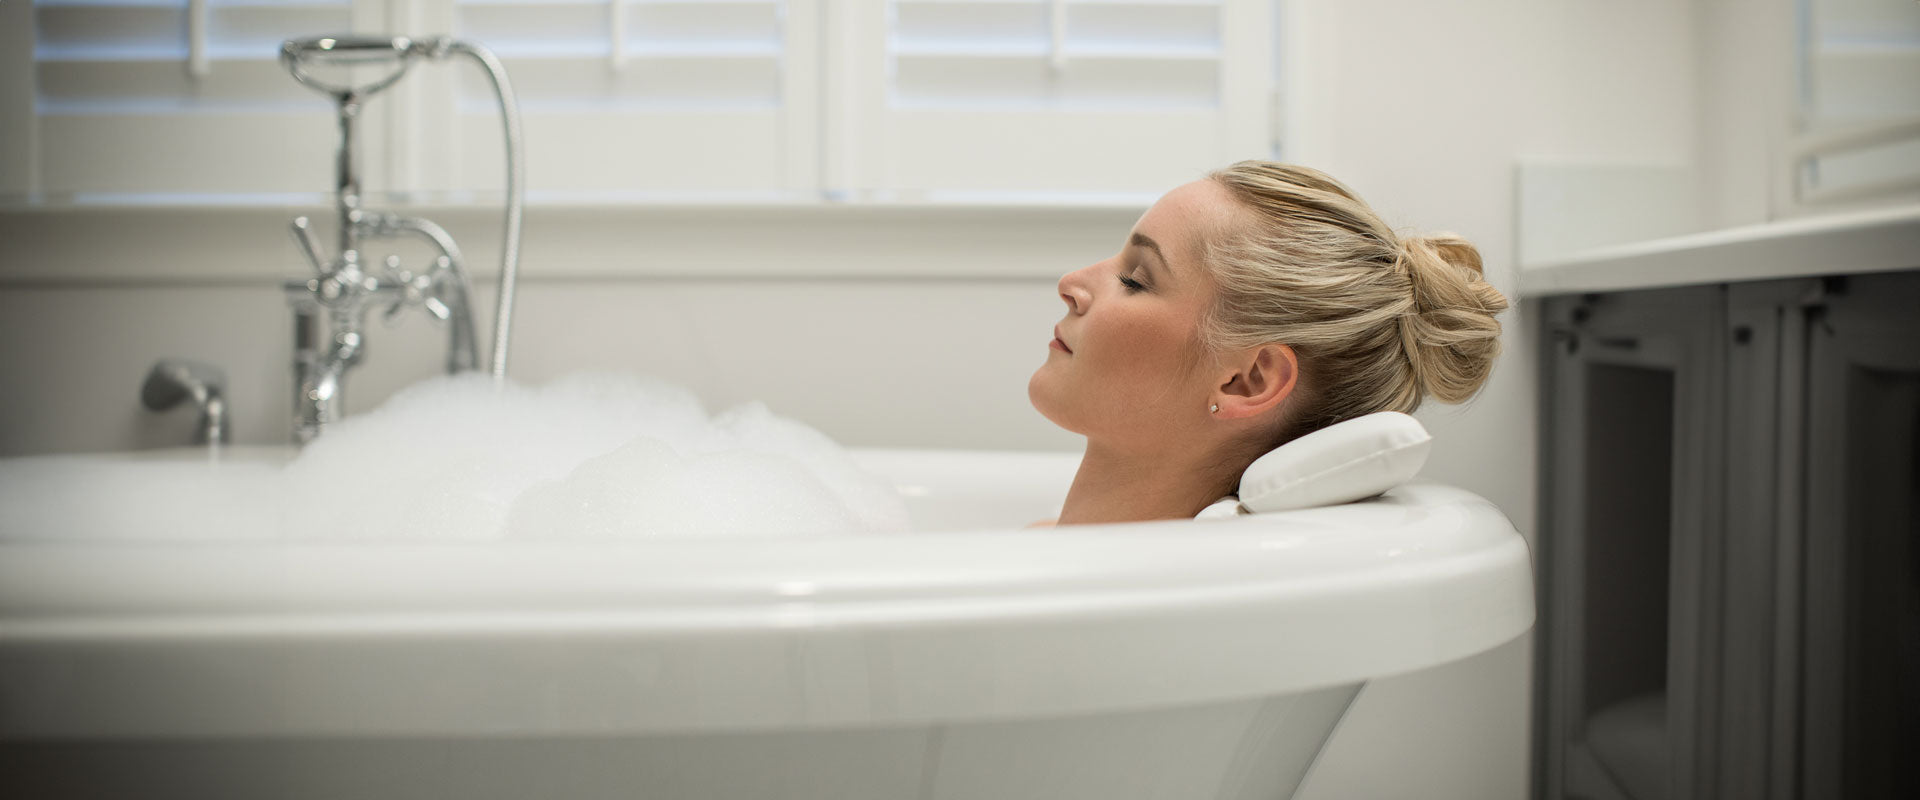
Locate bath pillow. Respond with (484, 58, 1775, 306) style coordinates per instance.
(1235, 411, 1432, 514)
(1194, 496, 1244, 520)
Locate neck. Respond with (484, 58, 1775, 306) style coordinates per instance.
(1056, 439, 1241, 525)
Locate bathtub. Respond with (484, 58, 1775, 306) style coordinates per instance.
(0, 446, 1533, 799)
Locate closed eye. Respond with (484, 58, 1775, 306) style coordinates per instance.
(1118, 274, 1147, 292)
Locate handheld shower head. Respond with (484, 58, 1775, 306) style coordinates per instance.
(281, 35, 422, 98)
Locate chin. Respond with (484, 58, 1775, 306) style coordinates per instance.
(1027, 370, 1078, 433)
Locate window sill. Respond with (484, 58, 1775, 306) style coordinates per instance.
(0, 189, 1157, 215)
(0, 190, 1143, 286)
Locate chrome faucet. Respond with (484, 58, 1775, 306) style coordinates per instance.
(279, 34, 524, 444)
(284, 214, 480, 443)
(141, 359, 230, 447)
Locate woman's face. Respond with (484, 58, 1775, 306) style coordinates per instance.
(1029, 179, 1241, 445)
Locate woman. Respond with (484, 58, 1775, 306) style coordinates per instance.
(1028, 160, 1509, 525)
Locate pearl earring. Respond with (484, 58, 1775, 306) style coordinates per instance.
(1209, 403, 1219, 414)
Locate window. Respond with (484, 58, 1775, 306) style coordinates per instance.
(19, 0, 363, 196)
(1792, 0, 1920, 206)
(434, 0, 813, 197)
(4, 0, 1281, 202)
(840, 0, 1272, 198)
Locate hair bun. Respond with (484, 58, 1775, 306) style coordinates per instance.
(1395, 233, 1509, 404)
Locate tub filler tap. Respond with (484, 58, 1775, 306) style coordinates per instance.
(280, 33, 524, 444)
(140, 359, 230, 447)
(285, 214, 480, 443)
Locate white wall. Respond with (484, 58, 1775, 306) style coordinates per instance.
(0, 274, 1086, 455)
(0, 1, 1723, 797)
(0, 203, 1121, 454)
(1692, 0, 1799, 229)
(1279, 1, 1699, 796)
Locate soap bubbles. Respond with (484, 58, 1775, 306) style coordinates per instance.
(278, 372, 910, 540)
(507, 438, 862, 539)
(0, 372, 911, 542)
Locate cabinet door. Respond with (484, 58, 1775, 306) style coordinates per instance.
(1542, 286, 1725, 800)
(1718, 279, 1822, 800)
(1801, 272, 1920, 800)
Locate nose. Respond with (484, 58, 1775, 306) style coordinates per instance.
(1058, 264, 1094, 314)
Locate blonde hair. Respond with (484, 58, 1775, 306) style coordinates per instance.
(1202, 160, 1509, 445)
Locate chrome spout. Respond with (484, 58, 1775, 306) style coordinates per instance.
(288, 283, 373, 445)
(141, 359, 230, 447)
(288, 283, 328, 444)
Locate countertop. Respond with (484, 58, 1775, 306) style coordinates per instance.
(1518, 204, 1920, 297)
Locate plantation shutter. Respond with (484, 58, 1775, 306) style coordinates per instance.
(840, 0, 1271, 199)
(9, 0, 1283, 201)
(28, 0, 371, 196)
(436, 0, 817, 198)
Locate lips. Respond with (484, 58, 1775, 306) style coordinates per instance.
(1052, 326, 1072, 354)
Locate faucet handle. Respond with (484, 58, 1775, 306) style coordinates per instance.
(423, 256, 457, 320)
(289, 216, 330, 276)
(417, 256, 457, 322)
(380, 255, 416, 325)
(380, 255, 454, 324)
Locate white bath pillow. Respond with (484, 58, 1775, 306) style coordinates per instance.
(1235, 411, 1432, 514)
(1194, 496, 1245, 520)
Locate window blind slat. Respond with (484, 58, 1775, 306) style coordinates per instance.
(455, 5, 610, 51)
(870, 0, 1259, 196)
(1813, 0, 1920, 42)
(35, 0, 192, 8)
(887, 0, 1221, 110)
(33, 1, 353, 109)
(457, 0, 779, 6)
(39, 111, 338, 192)
(35, 7, 187, 55)
(457, 56, 779, 108)
(455, 0, 784, 105)
(38, 59, 335, 111)
(894, 2, 1048, 49)
(1804, 0, 1920, 122)
(446, 0, 795, 194)
(32, 3, 356, 64)
(1066, 2, 1217, 50)
(626, 1, 780, 44)
(212, 6, 354, 54)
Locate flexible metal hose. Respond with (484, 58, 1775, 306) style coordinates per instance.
(445, 40, 524, 381)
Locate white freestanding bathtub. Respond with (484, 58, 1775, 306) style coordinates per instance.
(0, 447, 1533, 799)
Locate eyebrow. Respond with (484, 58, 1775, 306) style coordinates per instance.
(1130, 232, 1171, 277)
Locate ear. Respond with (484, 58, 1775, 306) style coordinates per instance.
(1213, 343, 1297, 420)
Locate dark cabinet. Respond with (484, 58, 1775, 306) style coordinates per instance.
(1800, 273, 1920, 800)
(1536, 272, 1920, 800)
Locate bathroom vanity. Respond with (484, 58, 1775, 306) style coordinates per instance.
(1528, 207, 1920, 800)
